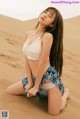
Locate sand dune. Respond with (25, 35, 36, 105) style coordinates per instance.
(0, 15, 80, 119)
(0, 14, 37, 38)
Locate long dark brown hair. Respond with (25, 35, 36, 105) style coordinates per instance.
(35, 7, 63, 76)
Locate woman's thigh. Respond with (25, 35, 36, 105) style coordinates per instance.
(48, 86, 62, 116)
(6, 81, 25, 95)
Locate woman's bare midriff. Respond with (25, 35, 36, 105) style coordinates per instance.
(26, 31, 50, 77)
(27, 58, 50, 78)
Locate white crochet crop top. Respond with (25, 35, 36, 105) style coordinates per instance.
(22, 36, 42, 60)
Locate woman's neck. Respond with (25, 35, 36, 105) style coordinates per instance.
(36, 23, 45, 34)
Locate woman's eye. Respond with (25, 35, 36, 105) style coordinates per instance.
(49, 16, 52, 18)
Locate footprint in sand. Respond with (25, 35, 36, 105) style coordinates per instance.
(6, 62, 23, 69)
(0, 53, 23, 69)
(6, 38, 17, 46)
(0, 53, 19, 62)
(6, 38, 22, 46)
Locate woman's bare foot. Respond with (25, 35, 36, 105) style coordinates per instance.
(60, 88, 70, 111)
(65, 88, 70, 100)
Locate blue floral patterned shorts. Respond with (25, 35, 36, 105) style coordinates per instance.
(22, 65, 64, 98)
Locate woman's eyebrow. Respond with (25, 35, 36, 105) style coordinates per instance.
(49, 13, 54, 17)
(48, 10, 55, 16)
(45, 10, 55, 17)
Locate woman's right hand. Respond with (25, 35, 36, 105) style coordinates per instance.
(24, 83, 33, 95)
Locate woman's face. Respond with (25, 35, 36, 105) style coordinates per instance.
(38, 9, 56, 27)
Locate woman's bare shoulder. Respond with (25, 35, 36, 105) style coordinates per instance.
(25, 30, 33, 41)
(42, 32, 53, 42)
(43, 32, 53, 38)
(26, 30, 33, 35)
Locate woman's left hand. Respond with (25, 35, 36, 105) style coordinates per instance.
(27, 87, 39, 97)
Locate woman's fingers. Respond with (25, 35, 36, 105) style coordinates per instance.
(24, 85, 33, 95)
(27, 92, 33, 97)
(24, 83, 33, 92)
(25, 87, 39, 97)
(28, 87, 38, 96)
(25, 89, 34, 97)
(27, 89, 36, 97)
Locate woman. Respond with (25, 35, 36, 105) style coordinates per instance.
(6, 7, 69, 116)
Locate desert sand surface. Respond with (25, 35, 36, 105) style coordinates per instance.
(0, 14, 80, 119)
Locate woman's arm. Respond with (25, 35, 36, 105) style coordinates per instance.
(34, 33, 53, 88)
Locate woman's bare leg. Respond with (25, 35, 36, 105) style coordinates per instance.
(48, 87, 70, 116)
(5, 81, 25, 95)
(48, 86, 62, 116)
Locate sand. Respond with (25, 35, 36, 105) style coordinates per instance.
(0, 14, 80, 119)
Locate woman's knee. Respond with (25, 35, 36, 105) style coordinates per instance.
(5, 81, 24, 95)
(5, 84, 18, 95)
(6, 85, 14, 94)
(48, 108, 60, 116)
